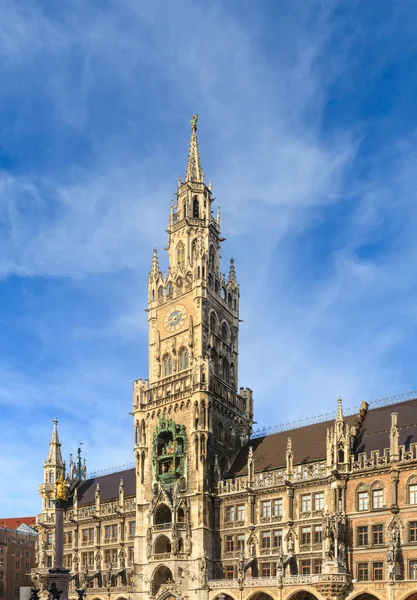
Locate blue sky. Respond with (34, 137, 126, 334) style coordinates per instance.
(1, 0, 417, 516)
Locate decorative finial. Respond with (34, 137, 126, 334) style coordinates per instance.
(229, 258, 236, 283)
(336, 396, 344, 422)
(190, 114, 198, 131)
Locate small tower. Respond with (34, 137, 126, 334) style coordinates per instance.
(40, 419, 65, 513)
(326, 397, 351, 474)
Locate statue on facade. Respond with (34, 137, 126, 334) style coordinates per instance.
(75, 589, 86, 600)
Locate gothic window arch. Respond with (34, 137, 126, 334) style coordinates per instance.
(228, 293, 232, 307)
(209, 311, 217, 335)
(163, 354, 173, 377)
(218, 422, 225, 443)
(154, 535, 171, 554)
(179, 347, 189, 371)
(408, 475, 417, 504)
(230, 362, 235, 385)
(193, 196, 199, 218)
(371, 480, 384, 509)
(211, 347, 218, 373)
(167, 281, 173, 296)
(222, 358, 230, 384)
(158, 286, 164, 300)
(191, 238, 198, 264)
(152, 289, 155, 301)
(176, 276, 183, 289)
(215, 281, 219, 294)
(356, 483, 369, 511)
(208, 273, 213, 288)
(221, 287, 226, 301)
(220, 456, 229, 477)
(154, 504, 172, 525)
(177, 241, 185, 270)
(221, 322, 229, 342)
(209, 245, 215, 270)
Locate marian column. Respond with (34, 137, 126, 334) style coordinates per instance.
(48, 475, 70, 600)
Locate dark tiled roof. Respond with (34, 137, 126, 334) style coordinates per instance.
(229, 398, 417, 478)
(70, 468, 135, 507)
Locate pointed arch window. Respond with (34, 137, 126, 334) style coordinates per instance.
(193, 196, 199, 218)
(209, 312, 217, 335)
(222, 358, 229, 384)
(409, 476, 417, 504)
(207, 273, 213, 288)
(215, 281, 219, 294)
(209, 246, 215, 270)
(191, 238, 198, 263)
(177, 242, 185, 270)
(221, 322, 228, 342)
(158, 286, 164, 300)
(176, 276, 183, 289)
(179, 348, 189, 371)
(163, 354, 173, 377)
(167, 282, 173, 297)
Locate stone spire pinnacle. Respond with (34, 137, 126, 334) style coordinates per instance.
(185, 115, 204, 183)
(229, 258, 236, 284)
(336, 396, 344, 422)
(46, 418, 64, 466)
(150, 247, 159, 277)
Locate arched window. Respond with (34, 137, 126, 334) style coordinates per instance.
(228, 293, 232, 307)
(230, 363, 235, 385)
(222, 358, 229, 384)
(158, 286, 164, 300)
(221, 287, 226, 301)
(167, 282, 173, 296)
(191, 238, 198, 263)
(152, 289, 155, 301)
(209, 246, 215, 270)
(154, 504, 172, 525)
(212, 347, 218, 373)
(179, 348, 189, 371)
(178, 537, 184, 552)
(177, 242, 185, 270)
(357, 484, 369, 511)
(215, 281, 219, 294)
(163, 354, 173, 377)
(408, 476, 417, 504)
(177, 507, 185, 522)
(154, 535, 171, 554)
(220, 456, 228, 477)
(209, 312, 217, 334)
(207, 273, 213, 288)
(221, 322, 228, 342)
(371, 481, 384, 509)
(193, 196, 199, 218)
(218, 422, 224, 443)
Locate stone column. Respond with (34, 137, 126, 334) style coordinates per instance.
(48, 498, 70, 600)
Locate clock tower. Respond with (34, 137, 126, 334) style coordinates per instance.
(132, 116, 253, 600)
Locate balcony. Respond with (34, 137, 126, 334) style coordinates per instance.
(208, 573, 351, 589)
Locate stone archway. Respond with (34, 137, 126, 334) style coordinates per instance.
(213, 595, 236, 600)
(248, 593, 276, 600)
(287, 591, 321, 600)
(401, 594, 417, 600)
(353, 595, 382, 600)
(152, 565, 173, 597)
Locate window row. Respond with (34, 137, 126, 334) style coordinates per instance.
(357, 521, 417, 545)
(300, 492, 325, 513)
(63, 522, 136, 545)
(356, 477, 417, 511)
(162, 348, 190, 377)
(261, 498, 283, 518)
(223, 558, 323, 579)
(225, 504, 245, 523)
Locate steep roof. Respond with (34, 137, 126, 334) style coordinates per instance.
(0, 517, 37, 530)
(229, 397, 417, 477)
(71, 468, 135, 507)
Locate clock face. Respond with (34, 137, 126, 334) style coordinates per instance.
(164, 305, 187, 332)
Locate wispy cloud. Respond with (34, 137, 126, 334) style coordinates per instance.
(1, 1, 417, 516)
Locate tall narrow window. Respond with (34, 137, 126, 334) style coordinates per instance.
(177, 242, 185, 270)
(222, 358, 229, 384)
(191, 238, 198, 263)
(163, 355, 173, 377)
(193, 196, 199, 218)
(179, 348, 189, 371)
(209, 246, 215, 270)
(209, 312, 217, 334)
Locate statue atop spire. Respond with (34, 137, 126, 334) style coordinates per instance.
(185, 114, 204, 183)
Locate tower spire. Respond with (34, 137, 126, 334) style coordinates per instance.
(336, 396, 344, 422)
(46, 418, 64, 467)
(185, 115, 204, 183)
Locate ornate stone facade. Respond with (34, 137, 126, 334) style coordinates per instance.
(33, 118, 417, 600)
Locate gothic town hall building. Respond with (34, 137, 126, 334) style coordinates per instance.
(34, 118, 417, 600)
